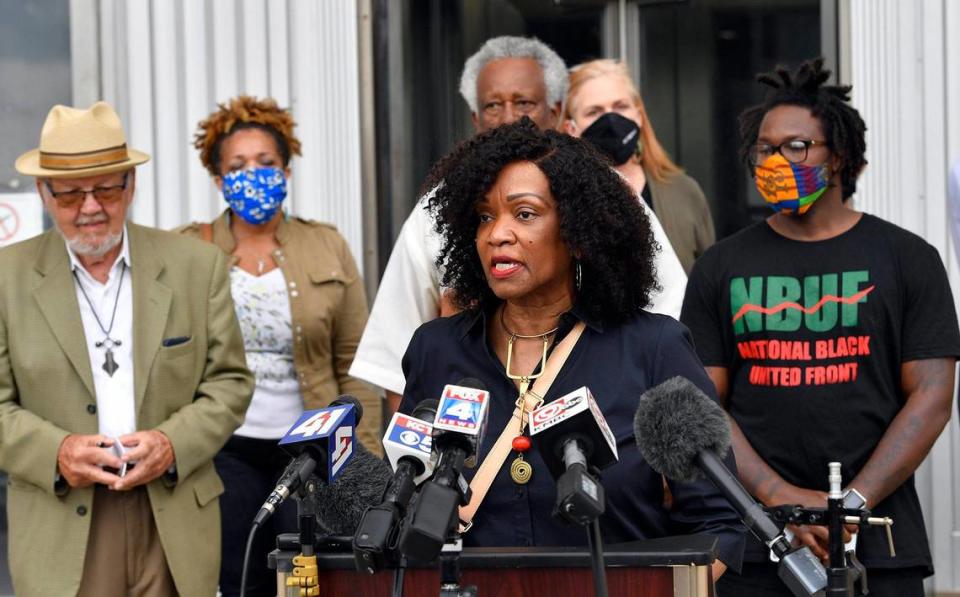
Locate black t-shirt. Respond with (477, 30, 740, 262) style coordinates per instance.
(681, 213, 960, 570)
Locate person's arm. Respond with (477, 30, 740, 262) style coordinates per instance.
(705, 366, 844, 561)
(386, 391, 402, 414)
(155, 248, 254, 481)
(349, 201, 441, 395)
(330, 234, 376, 400)
(947, 160, 960, 268)
(847, 358, 955, 507)
(654, 322, 746, 574)
(0, 300, 77, 492)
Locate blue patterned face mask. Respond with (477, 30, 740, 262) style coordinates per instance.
(221, 167, 287, 225)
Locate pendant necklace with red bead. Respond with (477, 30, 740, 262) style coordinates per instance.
(501, 307, 558, 485)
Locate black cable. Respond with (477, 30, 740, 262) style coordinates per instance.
(391, 562, 405, 597)
(239, 523, 259, 597)
(586, 518, 609, 597)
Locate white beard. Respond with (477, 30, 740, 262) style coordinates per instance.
(56, 214, 123, 259)
(65, 230, 123, 258)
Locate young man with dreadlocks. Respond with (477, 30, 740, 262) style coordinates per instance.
(681, 58, 960, 596)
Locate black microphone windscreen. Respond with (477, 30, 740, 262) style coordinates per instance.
(412, 399, 439, 422)
(332, 394, 364, 425)
(633, 376, 731, 483)
(314, 443, 393, 535)
(456, 377, 487, 391)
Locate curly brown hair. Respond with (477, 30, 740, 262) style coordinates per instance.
(194, 95, 302, 176)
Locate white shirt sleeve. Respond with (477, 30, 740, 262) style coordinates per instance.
(949, 160, 960, 267)
(639, 199, 687, 320)
(349, 195, 442, 394)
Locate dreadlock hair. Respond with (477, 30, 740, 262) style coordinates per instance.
(738, 58, 867, 200)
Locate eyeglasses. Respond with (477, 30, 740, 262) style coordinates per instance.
(45, 172, 129, 208)
(482, 99, 543, 117)
(749, 140, 828, 165)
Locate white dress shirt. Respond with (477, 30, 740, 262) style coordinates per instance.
(67, 226, 136, 439)
(349, 189, 688, 395)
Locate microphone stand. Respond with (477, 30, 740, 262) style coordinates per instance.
(553, 439, 609, 597)
(284, 478, 321, 597)
(765, 462, 895, 597)
(439, 535, 477, 597)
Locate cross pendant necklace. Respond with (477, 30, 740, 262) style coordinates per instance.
(74, 262, 126, 377)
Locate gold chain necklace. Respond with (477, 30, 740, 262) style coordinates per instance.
(500, 306, 558, 484)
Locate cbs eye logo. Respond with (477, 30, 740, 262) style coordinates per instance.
(399, 430, 423, 446)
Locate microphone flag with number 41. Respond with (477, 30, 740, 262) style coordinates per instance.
(433, 383, 490, 436)
(280, 402, 357, 482)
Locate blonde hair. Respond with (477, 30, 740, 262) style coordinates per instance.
(565, 59, 681, 183)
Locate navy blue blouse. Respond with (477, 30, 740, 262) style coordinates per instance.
(399, 304, 746, 570)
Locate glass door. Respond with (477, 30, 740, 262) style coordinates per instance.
(0, 0, 72, 591)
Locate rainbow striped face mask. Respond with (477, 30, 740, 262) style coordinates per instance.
(754, 153, 830, 215)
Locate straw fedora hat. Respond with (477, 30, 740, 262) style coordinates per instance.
(15, 101, 150, 179)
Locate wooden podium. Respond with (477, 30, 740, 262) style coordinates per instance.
(270, 534, 717, 597)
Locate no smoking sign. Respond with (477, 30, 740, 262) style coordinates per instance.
(0, 203, 20, 242)
(0, 193, 43, 248)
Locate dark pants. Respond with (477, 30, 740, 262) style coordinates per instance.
(717, 562, 926, 597)
(215, 435, 299, 597)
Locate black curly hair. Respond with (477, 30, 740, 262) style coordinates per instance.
(739, 58, 867, 200)
(424, 118, 660, 325)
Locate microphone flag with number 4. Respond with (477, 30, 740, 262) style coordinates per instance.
(280, 402, 357, 483)
(433, 383, 490, 436)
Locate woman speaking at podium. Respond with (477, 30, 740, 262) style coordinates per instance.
(397, 119, 746, 578)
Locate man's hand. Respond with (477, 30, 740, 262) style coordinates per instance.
(769, 483, 856, 563)
(112, 430, 175, 491)
(56, 434, 123, 488)
(711, 560, 727, 581)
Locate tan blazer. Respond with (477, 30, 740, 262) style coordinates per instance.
(648, 172, 716, 274)
(0, 224, 254, 596)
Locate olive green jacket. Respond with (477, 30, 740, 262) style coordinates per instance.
(648, 172, 716, 274)
(0, 223, 254, 597)
(177, 210, 381, 453)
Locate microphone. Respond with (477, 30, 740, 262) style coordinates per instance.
(529, 386, 619, 525)
(353, 400, 439, 573)
(634, 376, 827, 597)
(253, 395, 363, 526)
(314, 441, 395, 536)
(431, 378, 490, 467)
(398, 379, 490, 563)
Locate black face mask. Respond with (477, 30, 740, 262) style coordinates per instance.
(579, 112, 640, 165)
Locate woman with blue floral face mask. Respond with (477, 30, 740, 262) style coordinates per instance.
(176, 96, 380, 597)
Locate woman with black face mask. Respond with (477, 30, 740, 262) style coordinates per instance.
(564, 59, 715, 274)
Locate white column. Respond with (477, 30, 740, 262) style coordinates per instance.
(93, 0, 366, 274)
(849, 0, 960, 589)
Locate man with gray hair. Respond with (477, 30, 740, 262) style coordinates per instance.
(458, 35, 569, 132)
(350, 36, 686, 410)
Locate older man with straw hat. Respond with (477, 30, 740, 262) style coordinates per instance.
(0, 101, 253, 596)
